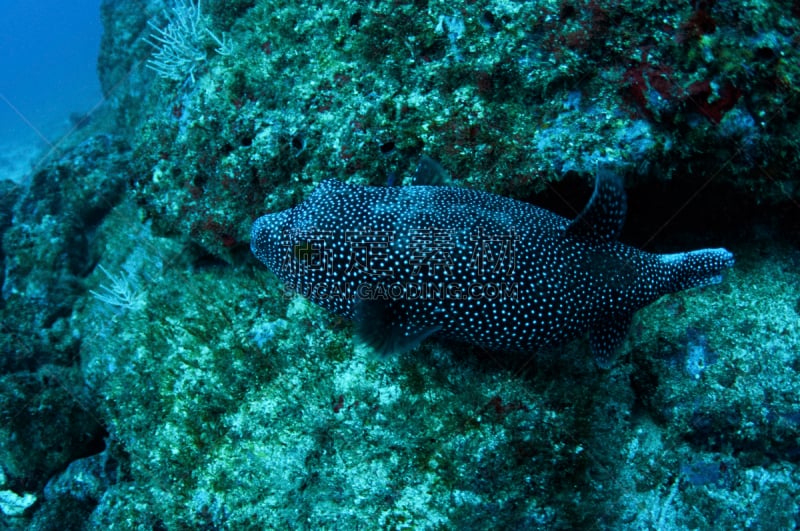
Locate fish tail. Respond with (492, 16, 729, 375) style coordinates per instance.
(657, 248, 735, 294)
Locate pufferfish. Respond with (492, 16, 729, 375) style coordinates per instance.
(251, 158, 733, 367)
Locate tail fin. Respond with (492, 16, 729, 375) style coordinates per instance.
(658, 248, 734, 294)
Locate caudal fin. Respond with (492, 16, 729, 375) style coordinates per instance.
(658, 248, 734, 294)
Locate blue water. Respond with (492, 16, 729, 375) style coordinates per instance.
(0, 0, 103, 182)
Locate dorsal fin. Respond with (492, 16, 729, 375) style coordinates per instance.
(566, 167, 627, 242)
(412, 155, 452, 186)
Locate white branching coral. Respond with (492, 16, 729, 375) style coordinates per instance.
(89, 264, 145, 311)
(145, 0, 231, 83)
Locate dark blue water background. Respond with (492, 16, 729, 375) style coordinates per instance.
(0, 0, 103, 182)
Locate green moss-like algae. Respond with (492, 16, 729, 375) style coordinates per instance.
(2, 0, 800, 528)
(118, 0, 800, 260)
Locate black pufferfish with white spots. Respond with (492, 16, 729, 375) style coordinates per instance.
(251, 159, 734, 367)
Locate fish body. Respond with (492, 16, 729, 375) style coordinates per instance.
(251, 166, 733, 366)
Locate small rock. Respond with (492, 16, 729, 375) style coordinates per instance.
(0, 489, 36, 516)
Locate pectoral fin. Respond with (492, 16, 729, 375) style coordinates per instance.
(354, 297, 441, 356)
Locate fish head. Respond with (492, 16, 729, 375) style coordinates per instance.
(250, 208, 294, 276)
(251, 185, 341, 287)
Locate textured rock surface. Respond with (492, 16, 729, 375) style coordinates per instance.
(1, 0, 798, 529)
